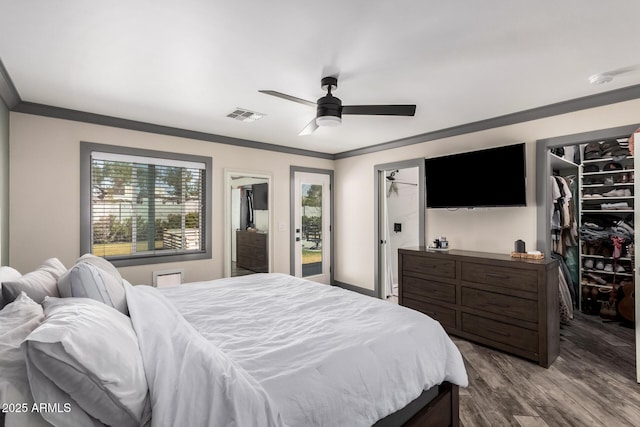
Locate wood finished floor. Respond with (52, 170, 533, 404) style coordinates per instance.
(453, 312, 639, 427)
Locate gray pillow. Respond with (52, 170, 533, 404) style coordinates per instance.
(2, 258, 66, 305)
(23, 297, 149, 427)
(0, 292, 50, 427)
(57, 254, 127, 314)
(0, 266, 22, 308)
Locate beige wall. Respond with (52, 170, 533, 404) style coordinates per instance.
(8, 99, 640, 291)
(0, 99, 8, 265)
(9, 112, 333, 284)
(334, 99, 640, 291)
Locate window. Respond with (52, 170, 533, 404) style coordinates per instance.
(81, 142, 212, 267)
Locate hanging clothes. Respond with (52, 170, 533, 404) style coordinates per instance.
(550, 175, 578, 257)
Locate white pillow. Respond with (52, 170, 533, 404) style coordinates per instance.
(57, 254, 127, 314)
(23, 297, 149, 427)
(0, 265, 22, 308)
(2, 259, 66, 305)
(0, 292, 50, 427)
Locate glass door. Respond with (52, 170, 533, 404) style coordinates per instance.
(293, 171, 331, 284)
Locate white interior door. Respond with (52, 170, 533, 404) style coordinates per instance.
(293, 171, 331, 284)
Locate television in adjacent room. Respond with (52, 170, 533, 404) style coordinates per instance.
(424, 143, 527, 208)
(252, 182, 269, 210)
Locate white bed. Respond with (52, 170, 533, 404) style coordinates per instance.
(1, 258, 467, 427)
(127, 273, 468, 426)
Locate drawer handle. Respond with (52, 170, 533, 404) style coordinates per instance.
(487, 328, 510, 337)
(486, 273, 509, 279)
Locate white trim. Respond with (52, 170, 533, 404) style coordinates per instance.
(223, 169, 273, 278)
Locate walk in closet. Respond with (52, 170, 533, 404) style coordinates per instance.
(549, 133, 636, 328)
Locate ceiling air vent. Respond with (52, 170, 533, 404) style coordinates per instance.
(226, 108, 265, 122)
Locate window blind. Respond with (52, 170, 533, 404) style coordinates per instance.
(90, 151, 206, 260)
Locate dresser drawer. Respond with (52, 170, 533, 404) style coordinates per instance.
(461, 287, 537, 322)
(403, 255, 455, 279)
(461, 262, 538, 292)
(237, 231, 267, 247)
(403, 297, 456, 330)
(403, 275, 456, 304)
(462, 312, 538, 353)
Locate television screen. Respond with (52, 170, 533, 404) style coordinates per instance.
(252, 182, 268, 210)
(425, 143, 526, 208)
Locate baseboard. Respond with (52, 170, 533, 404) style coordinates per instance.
(333, 280, 377, 298)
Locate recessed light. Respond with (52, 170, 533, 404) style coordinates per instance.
(588, 73, 614, 85)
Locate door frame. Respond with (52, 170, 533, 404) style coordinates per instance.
(290, 166, 334, 284)
(535, 123, 640, 382)
(374, 158, 426, 300)
(223, 168, 273, 278)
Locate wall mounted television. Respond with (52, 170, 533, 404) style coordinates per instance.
(424, 143, 526, 208)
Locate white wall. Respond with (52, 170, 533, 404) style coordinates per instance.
(8, 100, 640, 291)
(334, 99, 640, 291)
(9, 112, 333, 285)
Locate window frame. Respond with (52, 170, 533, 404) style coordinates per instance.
(80, 142, 212, 267)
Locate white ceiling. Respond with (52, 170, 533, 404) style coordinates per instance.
(1, 0, 640, 155)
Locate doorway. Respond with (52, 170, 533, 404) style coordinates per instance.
(290, 167, 333, 284)
(536, 124, 640, 382)
(374, 159, 425, 300)
(224, 169, 272, 278)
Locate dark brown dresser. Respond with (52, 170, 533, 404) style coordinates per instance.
(398, 248, 559, 367)
(236, 230, 268, 273)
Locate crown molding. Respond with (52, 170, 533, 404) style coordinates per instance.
(12, 101, 335, 160)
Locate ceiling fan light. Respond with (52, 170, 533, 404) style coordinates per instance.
(316, 115, 341, 127)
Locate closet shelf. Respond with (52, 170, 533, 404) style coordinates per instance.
(580, 282, 614, 290)
(581, 255, 633, 261)
(581, 209, 634, 213)
(582, 169, 634, 176)
(583, 156, 634, 164)
(550, 152, 579, 170)
(582, 269, 634, 277)
(582, 183, 634, 188)
(581, 196, 634, 201)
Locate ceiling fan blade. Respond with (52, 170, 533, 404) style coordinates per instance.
(299, 118, 319, 136)
(342, 105, 416, 116)
(258, 90, 316, 108)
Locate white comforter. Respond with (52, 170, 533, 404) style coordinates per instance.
(126, 273, 468, 427)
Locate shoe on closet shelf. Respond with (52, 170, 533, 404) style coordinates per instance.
(602, 189, 622, 197)
(604, 177, 615, 185)
(601, 202, 629, 210)
(604, 263, 613, 272)
(595, 261, 605, 270)
(584, 259, 594, 269)
(616, 264, 626, 273)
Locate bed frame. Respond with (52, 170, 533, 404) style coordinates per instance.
(374, 382, 459, 427)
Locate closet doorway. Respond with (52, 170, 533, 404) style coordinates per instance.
(536, 124, 640, 382)
(223, 169, 272, 278)
(374, 159, 425, 300)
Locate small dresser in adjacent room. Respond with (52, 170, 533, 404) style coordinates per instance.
(398, 248, 559, 367)
(236, 230, 268, 273)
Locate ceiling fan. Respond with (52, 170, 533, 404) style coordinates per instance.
(259, 76, 416, 136)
